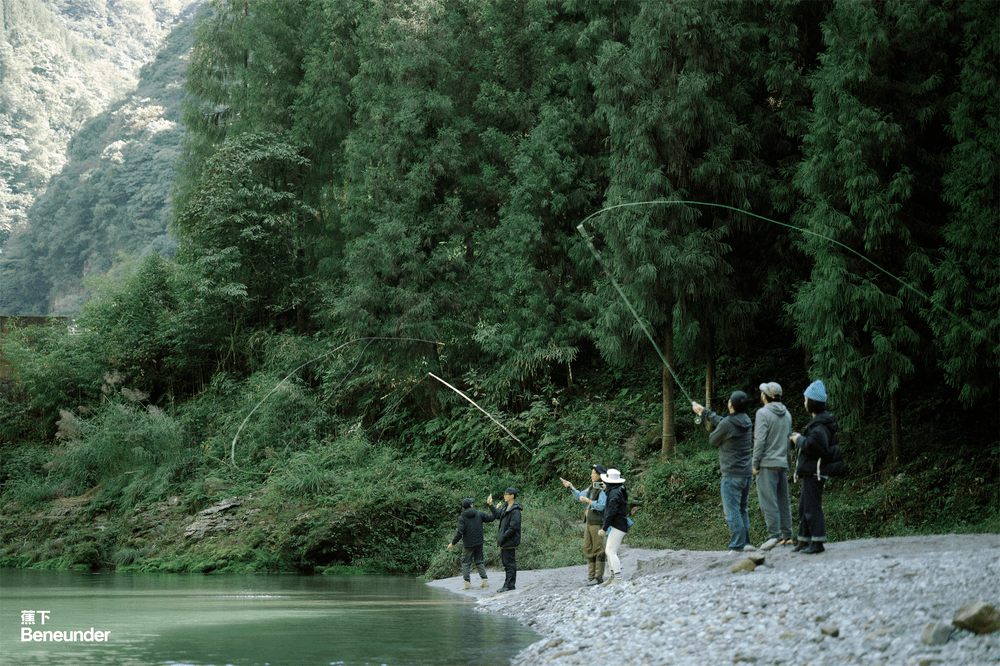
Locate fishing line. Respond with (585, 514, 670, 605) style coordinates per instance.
(576, 198, 971, 422)
(229, 336, 443, 468)
(428, 372, 539, 457)
(577, 199, 965, 326)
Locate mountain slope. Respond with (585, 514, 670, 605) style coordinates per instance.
(0, 0, 203, 314)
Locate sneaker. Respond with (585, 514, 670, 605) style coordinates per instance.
(461, 581, 473, 590)
(760, 538, 779, 551)
(779, 538, 794, 546)
(804, 542, 825, 554)
(480, 580, 490, 588)
(602, 573, 621, 586)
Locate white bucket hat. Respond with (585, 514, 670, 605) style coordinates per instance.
(600, 468, 625, 484)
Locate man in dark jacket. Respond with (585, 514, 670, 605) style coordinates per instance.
(487, 487, 522, 592)
(447, 497, 495, 589)
(790, 380, 844, 554)
(692, 391, 754, 552)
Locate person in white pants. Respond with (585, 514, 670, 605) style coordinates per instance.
(598, 469, 630, 585)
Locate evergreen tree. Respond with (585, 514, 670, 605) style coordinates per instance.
(931, 1, 1000, 405)
(171, 132, 316, 374)
(468, 0, 613, 402)
(791, 0, 961, 463)
(590, 0, 803, 457)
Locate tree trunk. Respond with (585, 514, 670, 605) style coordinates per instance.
(704, 320, 716, 432)
(889, 390, 901, 466)
(661, 313, 676, 459)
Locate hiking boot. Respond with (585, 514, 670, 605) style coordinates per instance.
(586, 578, 600, 586)
(804, 542, 825, 554)
(480, 580, 490, 588)
(760, 538, 779, 551)
(461, 580, 473, 590)
(793, 540, 809, 552)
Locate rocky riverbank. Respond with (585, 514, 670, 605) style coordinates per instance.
(428, 534, 1000, 665)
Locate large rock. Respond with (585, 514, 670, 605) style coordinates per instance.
(953, 601, 1000, 635)
(184, 497, 243, 538)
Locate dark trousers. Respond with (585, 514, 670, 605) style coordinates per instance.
(797, 475, 827, 542)
(500, 547, 517, 589)
(461, 545, 487, 581)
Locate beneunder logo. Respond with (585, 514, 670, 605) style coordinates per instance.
(20, 610, 111, 643)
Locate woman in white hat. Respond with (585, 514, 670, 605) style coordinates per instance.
(598, 468, 630, 586)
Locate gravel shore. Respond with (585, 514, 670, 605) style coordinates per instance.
(428, 534, 1000, 665)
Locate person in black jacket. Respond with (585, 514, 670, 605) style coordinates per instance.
(488, 487, 522, 592)
(598, 469, 630, 586)
(447, 497, 495, 589)
(790, 380, 844, 554)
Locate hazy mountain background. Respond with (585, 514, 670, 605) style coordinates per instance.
(0, 0, 204, 315)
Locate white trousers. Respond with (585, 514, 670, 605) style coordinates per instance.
(605, 527, 626, 574)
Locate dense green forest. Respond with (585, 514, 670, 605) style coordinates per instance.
(0, 0, 996, 576)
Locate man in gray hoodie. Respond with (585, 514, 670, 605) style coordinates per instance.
(753, 382, 794, 550)
(692, 391, 753, 552)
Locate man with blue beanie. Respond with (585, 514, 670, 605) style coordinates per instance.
(692, 391, 755, 553)
(790, 380, 844, 554)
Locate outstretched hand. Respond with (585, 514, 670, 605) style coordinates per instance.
(691, 401, 705, 416)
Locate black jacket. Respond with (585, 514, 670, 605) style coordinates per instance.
(450, 507, 495, 548)
(489, 500, 523, 549)
(794, 411, 845, 478)
(601, 484, 630, 534)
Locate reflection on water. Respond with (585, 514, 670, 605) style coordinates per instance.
(1, 569, 538, 666)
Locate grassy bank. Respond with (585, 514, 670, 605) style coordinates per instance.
(2, 432, 996, 578)
(1, 331, 996, 577)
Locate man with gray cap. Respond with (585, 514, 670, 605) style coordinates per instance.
(692, 391, 754, 553)
(753, 382, 794, 550)
(487, 487, 522, 592)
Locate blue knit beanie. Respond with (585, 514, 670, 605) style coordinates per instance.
(804, 380, 828, 402)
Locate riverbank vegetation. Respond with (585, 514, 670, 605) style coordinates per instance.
(1, 0, 997, 576)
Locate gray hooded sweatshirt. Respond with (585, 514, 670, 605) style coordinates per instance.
(703, 408, 753, 477)
(753, 401, 793, 470)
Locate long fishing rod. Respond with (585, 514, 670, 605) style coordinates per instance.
(229, 336, 443, 468)
(575, 222, 702, 424)
(428, 372, 538, 458)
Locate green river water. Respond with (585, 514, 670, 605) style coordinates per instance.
(0, 569, 538, 666)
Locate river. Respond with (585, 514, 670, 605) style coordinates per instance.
(1, 569, 538, 666)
